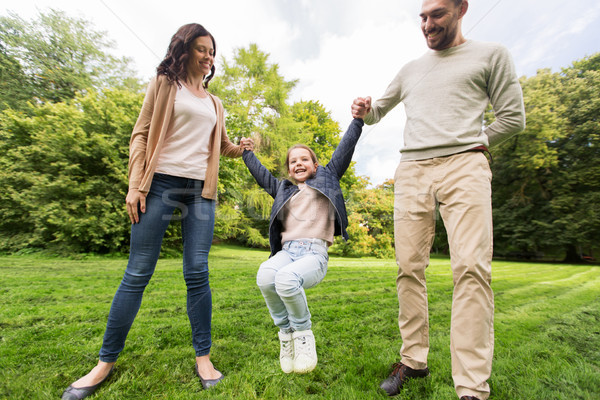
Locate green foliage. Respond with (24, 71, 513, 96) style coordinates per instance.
(0, 45, 34, 111)
(2, 249, 600, 399)
(0, 9, 146, 254)
(331, 179, 394, 258)
(491, 54, 600, 261)
(0, 89, 143, 253)
(1, 7, 597, 261)
(211, 43, 296, 148)
(290, 100, 365, 197)
(290, 101, 340, 164)
(209, 44, 299, 245)
(492, 69, 566, 254)
(0, 34, 375, 255)
(209, 45, 371, 252)
(0, 9, 141, 105)
(548, 59, 600, 260)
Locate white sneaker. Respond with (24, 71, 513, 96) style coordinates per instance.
(292, 329, 317, 373)
(278, 331, 294, 373)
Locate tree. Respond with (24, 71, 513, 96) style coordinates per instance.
(331, 179, 394, 258)
(209, 45, 368, 250)
(0, 41, 369, 255)
(0, 45, 34, 111)
(0, 89, 143, 253)
(209, 44, 299, 247)
(0, 9, 141, 105)
(289, 100, 364, 197)
(491, 54, 600, 261)
(548, 56, 600, 261)
(491, 69, 567, 257)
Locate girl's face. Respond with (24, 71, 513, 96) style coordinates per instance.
(186, 35, 214, 78)
(288, 148, 318, 183)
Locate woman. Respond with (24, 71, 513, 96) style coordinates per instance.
(62, 23, 253, 399)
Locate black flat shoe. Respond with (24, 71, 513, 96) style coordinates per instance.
(61, 367, 114, 400)
(195, 363, 224, 390)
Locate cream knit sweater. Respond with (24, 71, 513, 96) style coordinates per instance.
(365, 40, 526, 160)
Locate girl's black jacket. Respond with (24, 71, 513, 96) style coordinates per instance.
(242, 118, 364, 256)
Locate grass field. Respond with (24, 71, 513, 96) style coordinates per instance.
(1, 245, 599, 399)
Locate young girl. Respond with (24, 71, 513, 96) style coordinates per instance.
(242, 118, 364, 373)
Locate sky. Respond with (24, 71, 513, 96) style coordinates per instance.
(3, 0, 600, 185)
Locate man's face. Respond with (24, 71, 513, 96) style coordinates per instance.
(420, 0, 465, 50)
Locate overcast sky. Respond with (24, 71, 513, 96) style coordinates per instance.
(4, 0, 600, 185)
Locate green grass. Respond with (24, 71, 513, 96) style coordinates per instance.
(1, 245, 599, 399)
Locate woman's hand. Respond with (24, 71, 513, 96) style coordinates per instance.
(240, 137, 255, 151)
(126, 189, 146, 224)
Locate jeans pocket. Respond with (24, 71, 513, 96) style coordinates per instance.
(311, 246, 329, 271)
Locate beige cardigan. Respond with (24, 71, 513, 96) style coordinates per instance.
(128, 75, 243, 200)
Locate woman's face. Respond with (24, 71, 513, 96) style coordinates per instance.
(186, 35, 214, 78)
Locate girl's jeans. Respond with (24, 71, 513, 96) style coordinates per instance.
(256, 239, 329, 332)
(99, 173, 215, 362)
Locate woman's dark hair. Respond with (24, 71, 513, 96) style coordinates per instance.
(157, 23, 216, 88)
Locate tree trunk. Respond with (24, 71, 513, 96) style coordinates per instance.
(563, 244, 582, 263)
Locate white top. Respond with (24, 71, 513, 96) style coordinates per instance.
(155, 84, 216, 180)
(365, 40, 525, 160)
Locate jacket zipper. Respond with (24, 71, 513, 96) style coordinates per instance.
(268, 187, 299, 246)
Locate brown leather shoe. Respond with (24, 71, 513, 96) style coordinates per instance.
(460, 396, 481, 400)
(379, 362, 429, 396)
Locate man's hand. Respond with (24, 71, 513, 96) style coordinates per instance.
(351, 96, 372, 119)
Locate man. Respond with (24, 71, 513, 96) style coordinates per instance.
(351, 1, 525, 399)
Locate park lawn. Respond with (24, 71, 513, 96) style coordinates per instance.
(0, 245, 599, 400)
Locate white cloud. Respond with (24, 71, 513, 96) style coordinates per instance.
(277, 13, 425, 184)
(505, 1, 600, 75)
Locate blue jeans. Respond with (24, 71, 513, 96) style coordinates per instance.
(256, 239, 329, 332)
(99, 173, 216, 362)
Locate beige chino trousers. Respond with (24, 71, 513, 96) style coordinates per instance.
(393, 151, 494, 400)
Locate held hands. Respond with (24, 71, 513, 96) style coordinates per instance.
(351, 96, 372, 119)
(126, 138, 254, 224)
(126, 188, 146, 224)
(240, 137, 255, 152)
